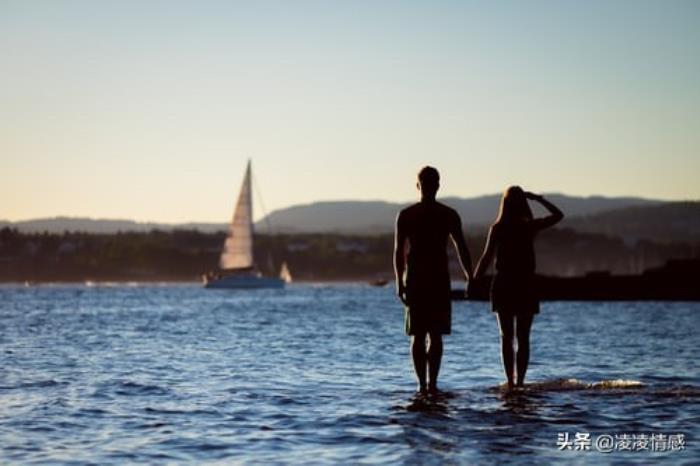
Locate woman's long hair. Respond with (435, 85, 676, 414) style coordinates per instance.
(495, 186, 533, 225)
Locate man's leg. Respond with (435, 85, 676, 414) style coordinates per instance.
(515, 313, 535, 386)
(411, 332, 427, 393)
(496, 312, 515, 388)
(427, 332, 443, 393)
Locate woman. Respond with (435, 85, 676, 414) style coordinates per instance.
(474, 187, 563, 389)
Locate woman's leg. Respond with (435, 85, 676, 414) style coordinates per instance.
(515, 313, 535, 386)
(496, 312, 515, 387)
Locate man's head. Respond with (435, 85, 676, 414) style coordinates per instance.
(417, 166, 440, 199)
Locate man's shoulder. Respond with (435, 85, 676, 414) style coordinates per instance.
(398, 203, 421, 217)
(435, 201, 461, 219)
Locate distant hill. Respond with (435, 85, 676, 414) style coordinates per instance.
(5, 195, 693, 242)
(563, 202, 700, 244)
(0, 217, 227, 234)
(257, 194, 660, 233)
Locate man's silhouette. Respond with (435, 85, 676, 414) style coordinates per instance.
(394, 166, 472, 394)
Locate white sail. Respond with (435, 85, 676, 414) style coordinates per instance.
(279, 261, 292, 283)
(219, 161, 254, 270)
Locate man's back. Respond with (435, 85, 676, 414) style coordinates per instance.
(398, 201, 460, 292)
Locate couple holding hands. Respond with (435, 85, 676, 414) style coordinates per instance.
(394, 166, 563, 393)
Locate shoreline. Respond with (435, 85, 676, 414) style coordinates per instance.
(5, 259, 699, 301)
(1, 278, 379, 286)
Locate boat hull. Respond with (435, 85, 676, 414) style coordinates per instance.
(204, 274, 285, 289)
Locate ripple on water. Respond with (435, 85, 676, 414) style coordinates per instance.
(112, 380, 173, 397)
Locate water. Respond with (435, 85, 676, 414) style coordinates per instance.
(1, 284, 698, 465)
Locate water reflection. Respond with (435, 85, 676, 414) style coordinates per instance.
(395, 391, 458, 463)
(479, 390, 548, 458)
(394, 388, 554, 462)
(498, 389, 545, 417)
(405, 391, 454, 414)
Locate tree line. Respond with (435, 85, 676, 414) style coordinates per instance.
(0, 227, 697, 282)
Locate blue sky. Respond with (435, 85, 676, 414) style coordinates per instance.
(2, 1, 699, 222)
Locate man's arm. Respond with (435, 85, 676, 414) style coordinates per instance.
(449, 213, 473, 281)
(393, 211, 408, 304)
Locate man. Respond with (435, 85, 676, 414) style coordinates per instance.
(394, 166, 472, 394)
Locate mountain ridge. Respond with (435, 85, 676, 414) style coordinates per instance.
(257, 193, 664, 234)
(3, 194, 697, 243)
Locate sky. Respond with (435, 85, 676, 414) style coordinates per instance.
(2, 0, 699, 223)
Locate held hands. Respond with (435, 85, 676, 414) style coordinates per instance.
(396, 281, 408, 305)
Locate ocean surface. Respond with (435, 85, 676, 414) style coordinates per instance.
(1, 284, 698, 465)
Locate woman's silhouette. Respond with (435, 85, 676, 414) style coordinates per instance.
(474, 187, 563, 389)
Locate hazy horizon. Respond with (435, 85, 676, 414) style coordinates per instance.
(2, 190, 692, 225)
(3, 1, 699, 223)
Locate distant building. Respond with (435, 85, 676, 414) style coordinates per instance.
(335, 241, 368, 253)
(57, 241, 78, 255)
(287, 242, 310, 252)
(24, 241, 39, 257)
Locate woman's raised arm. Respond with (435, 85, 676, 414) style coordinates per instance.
(525, 192, 564, 231)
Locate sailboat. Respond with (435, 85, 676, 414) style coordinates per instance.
(279, 261, 293, 283)
(203, 161, 285, 289)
